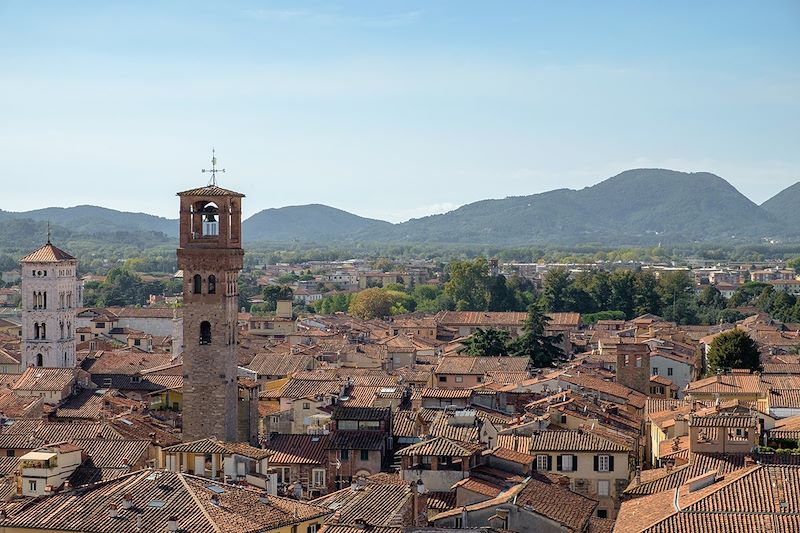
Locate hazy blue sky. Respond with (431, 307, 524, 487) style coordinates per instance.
(1, 1, 798, 222)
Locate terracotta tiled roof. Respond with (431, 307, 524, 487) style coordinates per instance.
(163, 438, 272, 460)
(435, 311, 528, 327)
(177, 184, 245, 197)
(332, 406, 390, 422)
(618, 464, 800, 533)
(247, 352, 315, 377)
(311, 475, 414, 526)
(486, 446, 535, 465)
(686, 373, 770, 394)
(527, 430, 630, 453)
(265, 434, 328, 465)
(689, 413, 758, 428)
(495, 434, 534, 453)
(514, 473, 597, 531)
(12, 367, 74, 392)
(435, 356, 529, 375)
(0, 470, 329, 532)
(624, 453, 747, 496)
(396, 436, 484, 457)
(452, 476, 504, 497)
(0, 389, 42, 418)
(54, 389, 106, 419)
(19, 242, 75, 263)
(420, 388, 473, 399)
(327, 431, 385, 451)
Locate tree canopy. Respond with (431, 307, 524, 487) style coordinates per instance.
(707, 329, 761, 373)
(459, 328, 512, 356)
(510, 305, 565, 367)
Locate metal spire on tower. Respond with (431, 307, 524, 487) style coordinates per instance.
(201, 148, 226, 186)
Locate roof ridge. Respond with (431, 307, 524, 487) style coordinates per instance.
(177, 471, 222, 532)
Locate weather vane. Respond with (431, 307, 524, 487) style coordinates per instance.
(201, 148, 226, 186)
(46, 222, 51, 244)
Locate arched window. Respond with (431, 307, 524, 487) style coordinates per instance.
(208, 275, 216, 294)
(200, 321, 212, 345)
(43, 292, 47, 309)
(40, 323, 46, 340)
(193, 274, 202, 294)
(33, 322, 40, 340)
(59, 321, 64, 339)
(36, 354, 43, 367)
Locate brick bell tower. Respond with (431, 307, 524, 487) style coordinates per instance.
(177, 153, 244, 442)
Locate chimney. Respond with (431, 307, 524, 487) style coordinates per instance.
(167, 516, 179, 531)
(121, 493, 133, 510)
(210, 494, 221, 506)
(259, 490, 270, 504)
(108, 503, 119, 519)
(556, 475, 570, 487)
(744, 455, 755, 467)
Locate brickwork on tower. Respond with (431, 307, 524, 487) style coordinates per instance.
(176, 184, 245, 442)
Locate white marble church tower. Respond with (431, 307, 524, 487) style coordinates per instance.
(20, 240, 79, 368)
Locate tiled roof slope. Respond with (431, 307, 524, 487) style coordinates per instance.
(396, 436, 484, 457)
(177, 184, 245, 197)
(617, 465, 800, 533)
(20, 242, 76, 263)
(265, 435, 328, 465)
(0, 470, 329, 532)
(527, 430, 631, 453)
(514, 473, 597, 531)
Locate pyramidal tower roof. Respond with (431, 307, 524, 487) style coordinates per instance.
(20, 242, 76, 263)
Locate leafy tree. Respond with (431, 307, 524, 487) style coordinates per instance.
(587, 271, 612, 312)
(657, 271, 696, 324)
(633, 271, 662, 317)
(459, 328, 511, 356)
(787, 256, 800, 274)
(582, 310, 627, 324)
(372, 258, 395, 272)
(698, 285, 726, 309)
(510, 304, 565, 367)
(315, 292, 353, 314)
(444, 258, 490, 311)
(262, 285, 294, 312)
(707, 329, 761, 373)
(487, 274, 518, 311)
(348, 288, 395, 319)
(236, 272, 262, 311)
(608, 270, 636, 318)
(541, 268, 571, 312)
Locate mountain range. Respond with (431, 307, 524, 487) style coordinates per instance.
(1, 169, 797, 247)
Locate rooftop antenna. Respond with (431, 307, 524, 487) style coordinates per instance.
(201, 148, 226, 186)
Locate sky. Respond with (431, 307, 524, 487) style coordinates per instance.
(0, 1, 798, 222)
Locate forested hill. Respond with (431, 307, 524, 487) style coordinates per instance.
(242, 204, 392, 242)
(0, 205, 178, 237)
(0, 169, 795, 247)
(377, 169, 785, 245)
(762, 182, 800, 228)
